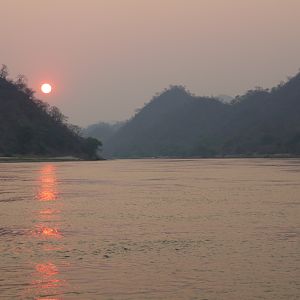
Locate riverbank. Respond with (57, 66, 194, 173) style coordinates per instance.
(1, 154, 299, 163)
(107, 153, 300, 160)
(0, 156, 104, 163)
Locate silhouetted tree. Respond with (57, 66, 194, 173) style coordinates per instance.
(48, 106, 67, 124)
(68, 124, 81, 136)
(0, 64, 8, 79)
(82, 137, 102, 159)
(15, 74, 27, 91)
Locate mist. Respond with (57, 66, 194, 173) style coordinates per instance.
(1, 0, 300, 126)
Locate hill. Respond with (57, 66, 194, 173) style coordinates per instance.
(82, 121, 124, 144)
(101, 73, 300, 158)
(0, 65, 101, 159)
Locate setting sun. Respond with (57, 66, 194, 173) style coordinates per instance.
(41, 83, 52, 94)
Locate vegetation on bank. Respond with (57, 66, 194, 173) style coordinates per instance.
(0, 65, 102, 160)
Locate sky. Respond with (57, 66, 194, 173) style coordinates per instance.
(1, 0, 300, 126)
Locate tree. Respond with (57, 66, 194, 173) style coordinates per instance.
(0, 64, 8, 79)
(15, 74, 28, 91)
(82, 137, 102, 159)
(34, 99, 50, 112)
(24, 87, 35, 100)
(48, 106, 67, 124)
(67, 124, 82, 136)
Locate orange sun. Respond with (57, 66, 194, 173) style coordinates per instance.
(41, 83, 52, 94)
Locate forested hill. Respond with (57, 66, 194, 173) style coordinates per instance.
(102, 72, 300, 157)
(0, 66, 101, 159)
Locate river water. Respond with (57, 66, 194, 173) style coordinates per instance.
(0, 159, 299, 299)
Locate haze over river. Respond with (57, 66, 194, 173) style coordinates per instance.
(0, 159, 299, 299)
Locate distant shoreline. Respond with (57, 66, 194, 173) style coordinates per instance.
(0, 154, 299, 163)
(104, 153, 300, 160)
(0, 156, 104, 163)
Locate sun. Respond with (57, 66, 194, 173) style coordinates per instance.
(41, 83, 52, 94)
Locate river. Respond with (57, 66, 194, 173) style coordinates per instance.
(0, 159, 299, 299)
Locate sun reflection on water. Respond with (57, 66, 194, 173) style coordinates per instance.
(31, 262, 65, 299)
(36, 262, 59, 277)
(36, 165, 58, 202)
(40, 208, 59, 215)
(28, 164, 68, 299)
(38, 190, 57, 201)
(31, 225, 63, 239)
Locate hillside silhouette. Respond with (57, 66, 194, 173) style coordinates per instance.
(83, 121, 124, 145)
(97, 72, 300, 158)
(0, 65, 101, 159)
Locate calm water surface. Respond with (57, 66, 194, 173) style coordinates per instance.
(0, 159, 299, 299)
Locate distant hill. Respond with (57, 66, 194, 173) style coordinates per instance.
(82, 121, 125, 144)
(0, 65, 101, 159)
(217, 94, 233, 103)
(101, 73, 300, 158)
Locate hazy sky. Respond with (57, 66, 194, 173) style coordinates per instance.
(1, 0, 300, 126)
